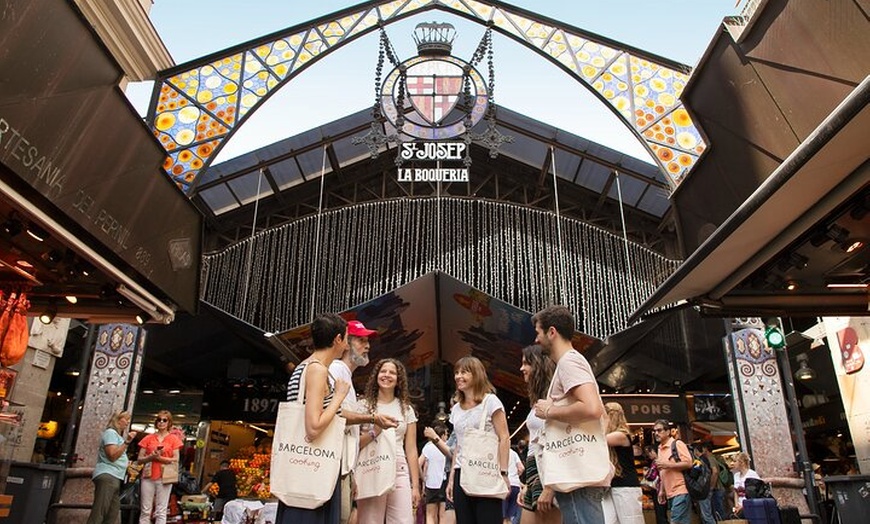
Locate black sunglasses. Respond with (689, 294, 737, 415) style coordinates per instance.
(156, 417, 169, 423)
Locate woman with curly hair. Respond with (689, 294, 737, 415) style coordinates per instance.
(518, 345, 559, 524)
(357, 358, 422, 524)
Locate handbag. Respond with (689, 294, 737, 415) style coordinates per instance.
(270, 363, 346, 509)
(354, 427, 397, 499)
(459, 394, 509, 499)
(161, 460, 179, 484)
(538, 380, 613, 493)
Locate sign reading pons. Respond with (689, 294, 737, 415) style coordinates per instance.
(397, 142, 469, 183)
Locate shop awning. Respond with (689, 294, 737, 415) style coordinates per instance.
(629, 77, 870, 323)
(0, 0, 202, 316)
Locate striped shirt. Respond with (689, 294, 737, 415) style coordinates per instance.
(286, 361, 334, 408)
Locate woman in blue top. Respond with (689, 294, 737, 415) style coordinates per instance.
(87, 410, 137, 524)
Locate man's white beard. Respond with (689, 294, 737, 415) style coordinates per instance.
(351, 351, 369, 367)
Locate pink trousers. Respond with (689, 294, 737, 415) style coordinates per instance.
(357, 454, 414, 524)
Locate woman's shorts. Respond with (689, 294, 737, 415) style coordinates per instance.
(521, 453, 544, 511)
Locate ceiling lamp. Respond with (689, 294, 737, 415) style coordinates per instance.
(26, 222, 49, 242)
(794, 353, 816, 381)
(39, 303, 57, 325)
(844, 239, 865, 253)
(64, 295, 78, 304)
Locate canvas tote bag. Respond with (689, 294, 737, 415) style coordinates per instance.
(354, 427, 397, 499)
(538, 380, 612, 492)
(340, 398, 364, 476)
(270, 362, 346, 509)
(459, 394, 509, 499)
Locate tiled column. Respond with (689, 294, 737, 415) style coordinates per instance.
(57, 323, 145, 524)
(724, 318, 809, 512)
(74, 323, 145, 464)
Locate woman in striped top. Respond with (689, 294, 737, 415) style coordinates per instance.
(276, 313, 351, 524)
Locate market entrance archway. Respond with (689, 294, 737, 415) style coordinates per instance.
(147, 0, 708, 192)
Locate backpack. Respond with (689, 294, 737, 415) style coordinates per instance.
(744, 477, 773, 499)
(671, 441, 711, 500)
(715, 456, 733, 489)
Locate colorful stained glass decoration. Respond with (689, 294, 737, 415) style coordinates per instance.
(148, 0, 707, 192)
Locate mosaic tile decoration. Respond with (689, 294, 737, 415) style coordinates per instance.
(149, 0, 707, 192)
(727, 320, 810, 513)
(75, 324, 142, 467)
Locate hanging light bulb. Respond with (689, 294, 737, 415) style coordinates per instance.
(435, 401, 448, 422)
(795, 353, 816, 381)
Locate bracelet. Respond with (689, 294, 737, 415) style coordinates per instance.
(368, 429, 377, 440)
(370, 413, 375, 425)
(544, 406, 551, 419)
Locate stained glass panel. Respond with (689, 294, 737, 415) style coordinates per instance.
(148, 0, 708, 192)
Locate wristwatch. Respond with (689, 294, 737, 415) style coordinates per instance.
(500, 471, 508, 477)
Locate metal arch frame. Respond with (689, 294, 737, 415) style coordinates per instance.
(147, 0, 709, 193)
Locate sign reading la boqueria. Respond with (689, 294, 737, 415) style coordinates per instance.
(397, 142, 469, 183)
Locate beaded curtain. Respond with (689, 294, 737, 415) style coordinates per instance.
(201, 198, 679, 339)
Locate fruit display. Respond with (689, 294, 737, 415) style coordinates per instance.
(228, 447, 272, 499)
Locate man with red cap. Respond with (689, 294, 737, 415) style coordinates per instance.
(331, 319, 398, 524)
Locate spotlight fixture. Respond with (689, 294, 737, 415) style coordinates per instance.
(2, 216, 23, 237)
(65, 295, 78, 304)
(25, 222, 49, 242)
(39, 304, 58, 325)
(168, 389, 181, 394)
(844, 239, 865, 253)
(43, 249, 64, 265)
(786, 281, 798, 291)
(794, 353, 816, 381)
(826, 224, 850, 245)
(789, 252, 808, 270)
(135, 311, 148, 325)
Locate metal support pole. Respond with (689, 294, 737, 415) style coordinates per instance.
(60, 324, 97, 465)
(775, 340, 821, 520)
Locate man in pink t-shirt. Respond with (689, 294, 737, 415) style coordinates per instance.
(531, 305, 606, 524)
(653, 420, 693, 524)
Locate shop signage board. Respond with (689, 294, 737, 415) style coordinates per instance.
(601, 394, 688, 424)
(823, 316, 870, 475)
(0, 0, 202, 313)
(202, 385, 285, 423)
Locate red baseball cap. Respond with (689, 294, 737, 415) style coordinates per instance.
(347, 320, 377, 337)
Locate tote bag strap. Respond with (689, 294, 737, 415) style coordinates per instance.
(476, 394, 491, 431)
(296, 359, 327, 405)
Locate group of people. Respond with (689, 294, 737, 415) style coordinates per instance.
(87, 409, 184, 524)
(86, 304, 762, 524)
(278, 306, 624, 524)
(642, 421, 762, 524)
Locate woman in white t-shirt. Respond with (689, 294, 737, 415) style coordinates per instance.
(730, 452, 761, 516)
(447, 356, 510, 524)
(357, 358, 421, 524)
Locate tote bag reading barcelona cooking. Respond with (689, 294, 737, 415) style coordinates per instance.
(459, 394, 509, 499)
(538, 381, 612, 492)
(270, 363, 346, 509)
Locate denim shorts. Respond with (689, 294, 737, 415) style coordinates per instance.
(667, 493, 691, 524)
